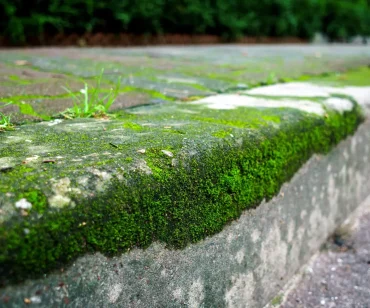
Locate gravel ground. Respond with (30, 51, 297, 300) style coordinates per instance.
(281, 210, 370, 308)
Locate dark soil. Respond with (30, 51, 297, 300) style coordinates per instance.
(0, 33, 307, 47)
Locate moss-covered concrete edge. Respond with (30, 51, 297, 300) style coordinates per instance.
(0, 100, 365, 284)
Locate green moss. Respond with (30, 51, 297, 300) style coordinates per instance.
(123, 121, 143, 131)
(193, 109, 281, 129)
(213, 129, 233, 138)
(8, 75, 33, 85)
(0, 93, 365, 284)
(163, 128, 186, 135)
(306, 66, 370, 87)
(19, 190, 48, 214)
(120, 86, 175, 102)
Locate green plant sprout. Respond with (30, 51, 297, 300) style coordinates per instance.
(61, 70, 121, 119)
(0, 103, 15, 132)
(266, 72, 278, 85)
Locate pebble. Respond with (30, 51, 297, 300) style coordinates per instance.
(15, 199, 32, 210)
(161, 150, 174, 157)
(30, 296, 42, 304)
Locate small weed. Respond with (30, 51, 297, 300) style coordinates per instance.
(271, 294, 283, 306)
(266, 72, 278, 85)
(61, 70, 121, 119)
(0, 103, 15, 132)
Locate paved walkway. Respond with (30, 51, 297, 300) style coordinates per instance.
(280, 200, 370, 308)
(1, 44, 370, 123)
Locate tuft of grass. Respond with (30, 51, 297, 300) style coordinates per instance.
(265, 72, 278, 85)
(0, 103, 15, 132)
(61, 70, 121, 119)
(271, 294, 283, 306)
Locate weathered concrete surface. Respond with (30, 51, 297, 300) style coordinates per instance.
(1, 46, 370, 307)
(1, 101, 370, 307)
(1, 45, 370, 123)
(268, 195, 370, 308)
(1, 79, 370, 307)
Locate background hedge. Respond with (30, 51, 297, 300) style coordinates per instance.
(0, 0, 369, 44)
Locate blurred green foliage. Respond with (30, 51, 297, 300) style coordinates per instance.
(0, 0, 369, 44)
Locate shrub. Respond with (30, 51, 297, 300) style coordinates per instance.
(322, 0, 369, 41)
(0, 0, 369, 44)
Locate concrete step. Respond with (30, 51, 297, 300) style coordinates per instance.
(1, 46, 370, 307)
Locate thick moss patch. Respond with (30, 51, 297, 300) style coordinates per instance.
(308, 66, 370, 87)
(0, 94, 364, 283)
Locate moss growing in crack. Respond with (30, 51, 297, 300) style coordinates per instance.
(213, 129, 233, 138)
(123, 121, 143, 131)
(0, 97, 365, 284)
(308, 66, 370, 87)
(163, 128, 186, 135)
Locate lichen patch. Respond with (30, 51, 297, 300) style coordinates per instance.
(48, 178, 80, 208)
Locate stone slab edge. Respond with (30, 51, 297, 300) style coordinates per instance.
(1, 87, 370, 307)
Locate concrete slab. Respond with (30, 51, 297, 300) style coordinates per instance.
(1, 46, 370, 307)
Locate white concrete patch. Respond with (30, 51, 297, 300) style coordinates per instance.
(194, 83, 370, 115)
(161, 76, 199, 84)
(188, 278, 205, 308)
(344, 87, 370, 107)
(226, 233, 234, 244)
(90, 168, 112, 192)
(27, 145, 54, 155)
(4, 136, 27, 144)
(235, 249, 245, 264)
(129, 159, 152, 175)
(173, 288, 184, 301)
(251, 229, 261, 243)
(46, 119, 63, 126)
(193, 94, 325, 115)
(24, 155, 40, 163)
(225, 273, 255, 308)
(256, 220, 288, 301)
(287, 221, 295, 243)
(161, 150, 174, 157)
(323, 97, 353, 114)
(0, 157, 17, 170)
(29, 296, 42, 304)
(246, 82, 333, 97)
(48, 194, 71, 209)
(107, 283, 123, 303)
(307, 208, 327, 251)
(245, 82, 370, 107)
(48, 178, 80, 208)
